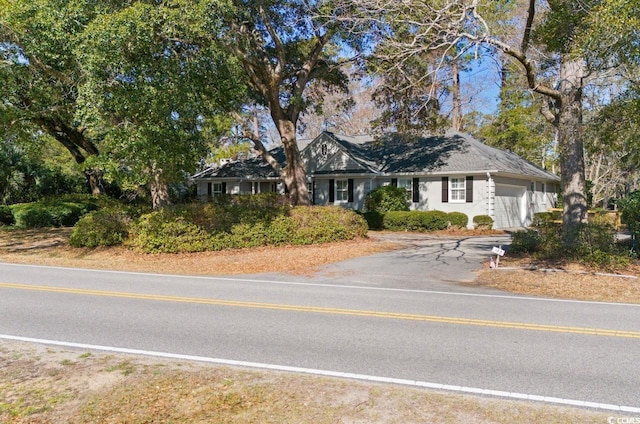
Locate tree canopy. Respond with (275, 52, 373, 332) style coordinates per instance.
(0, 0, 105, 190)
(77, 1, 246, 208)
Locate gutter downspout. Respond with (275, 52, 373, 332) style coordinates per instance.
(486, 172, 495, 220)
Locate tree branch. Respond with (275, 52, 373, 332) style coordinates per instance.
(521, 0, 536, 54)
(230, 111, 282, 175)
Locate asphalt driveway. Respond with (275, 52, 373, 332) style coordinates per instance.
(276, 232, 514, 292)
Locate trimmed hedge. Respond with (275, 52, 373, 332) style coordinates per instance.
(447, 212, 468, 228)
(472, 215, 494, 229)
(383, 210, 449, 232)
(533, 212, 554, 226)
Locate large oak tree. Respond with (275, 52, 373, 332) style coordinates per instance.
(77, 1, 246, 209)
(209, 0, 360, 205)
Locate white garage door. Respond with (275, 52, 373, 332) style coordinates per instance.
(494, 185, 526, 229)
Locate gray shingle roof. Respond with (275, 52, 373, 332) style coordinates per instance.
(193, 131, 559, 181)
(327, 131, 559, 180)
(191, 147, 285, 180)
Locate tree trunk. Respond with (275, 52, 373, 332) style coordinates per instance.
(557, 58, 588, 244)
(84, 167, 106, 195)
(451, 60, 463, 132)
(278, 121, 311, 206)
(149, 171, 171, 210)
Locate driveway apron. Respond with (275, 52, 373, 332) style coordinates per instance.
(301, 233, 513, 292)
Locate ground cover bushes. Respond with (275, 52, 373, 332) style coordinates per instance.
(65, 194, 368, 253)
(127, 198, 368, 253)
(7, 195, 103, 228)
(509, 212, 630, 268)
(2, 193, 366, 253)
(69, 207, 132, 248)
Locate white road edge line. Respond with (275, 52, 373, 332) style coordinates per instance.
(2, 263, 639, 307)
(2, 334, 639, 414)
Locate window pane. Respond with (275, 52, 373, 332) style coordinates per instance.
(336, 180, 348, 201)
(450, 178, 465, 201)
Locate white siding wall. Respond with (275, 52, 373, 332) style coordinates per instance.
(197, 174, 556, 229)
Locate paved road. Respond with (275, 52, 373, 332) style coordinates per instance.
(1, 234, 639, 413)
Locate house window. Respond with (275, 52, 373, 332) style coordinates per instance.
(336, 179, 348, 202)
(530, 181, 535, 204)
(450, 177, 466, 202)
(398, 178, 412, 199)
(321, 143, 328, 157)
(363, 180, 371, 196)
(307, 181, 314, 204)
(212, 183, 224, 196)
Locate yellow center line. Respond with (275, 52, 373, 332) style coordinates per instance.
(2, 282, 639, 339)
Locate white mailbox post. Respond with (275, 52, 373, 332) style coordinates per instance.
(490, 246, 505, 268)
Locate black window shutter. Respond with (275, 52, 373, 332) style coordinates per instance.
(412, 178, 419, 203)
(348, 179, 354, 202)
(441, 177, 449, 203)
(311, 181, 316, 205)
(221, 182, 227, 194)
(329, 179, 335, 203)
(465, 176, 473, 203)
(391, 178, 398, 187)
(207, 182, 212, 196)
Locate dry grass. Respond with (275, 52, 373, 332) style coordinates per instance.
(473, 255, 640, 304)
(0, 341, 614, 424)
(0, 228, 396, 276)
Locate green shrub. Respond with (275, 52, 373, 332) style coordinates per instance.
(11, 203, 56, 228)
(447, 212, 468, 228)
(267, 215, 299, 245)
(383, 211, 410, 231)
(364, 185, 409, 212)
(285, 206, 368, 244)
(128, 203, 367, 253)
(420, 210, 449, 231)
(183, 194, 290, 233)
(509, 229, 542, 254)
(473, 215, 494, 229)
(620, 191, 640, 236)
(382, 210, 449, 232)
(574, 222, 617, 256)
(358, 211, 384, 230)
(0, 205, 14, 226)
(228, 223, 268, 248)
(69, 208, 131, 247)
(9, 198, 99, 228)
(533, 212, 554, 226)
(129, 210, 214, 253)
